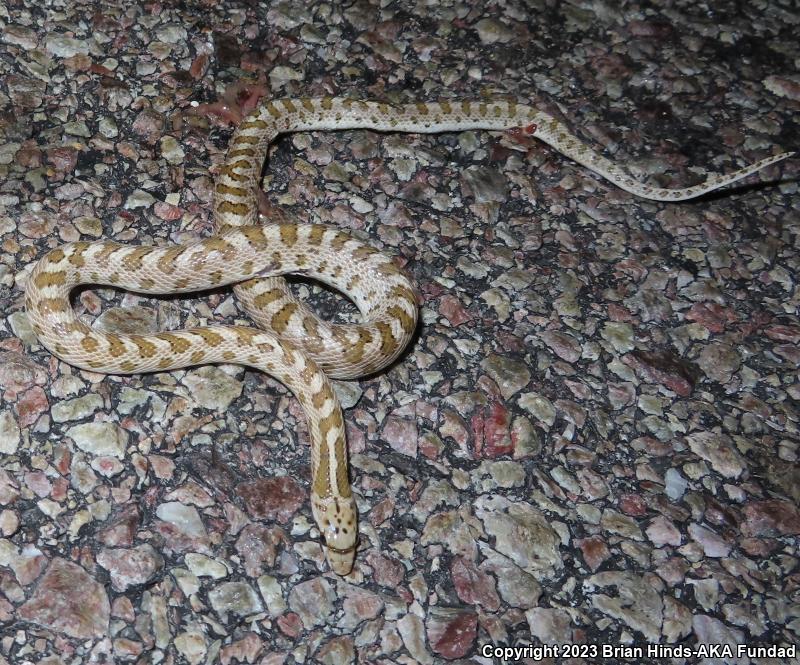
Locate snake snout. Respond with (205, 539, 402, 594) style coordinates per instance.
(325, 542, 356, 575)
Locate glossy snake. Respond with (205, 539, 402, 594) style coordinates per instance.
(25, 96, 791, 575)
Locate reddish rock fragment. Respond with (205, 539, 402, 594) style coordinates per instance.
(341, 586, 384, 628)
(153, 201, 183, 221)
(315, 636, 355, 664)
(438, 294, 473, 326)
(471, 401, 513, 458)
(0, 470, 20, 506)
(618, 493, 647, 517)
(23, 471, 51, 498)
(427, 607, 478, 660)
(451, 557, 501, 611)
(15, 386, 49, 428)
(96, 544, 164, 592)
(685, 302, 736, 333)
(646, 516, 682, 547)
(0, 351, 47, 401)
(97, 505, 141, 547)
(18, 558, 110, 639)
(235, 524, 285, 577)
(131, 109, 164, 144)
(539, 330, 581, 363)
(114, 638, 144, 659)
(277, 612, 303, 638)
(238, 477, 305, 523)
(575, 536, 611, 571)
(368, 497, 395, 526)
(220, 632, 263, 665)
(366, 552, 405, 587)
(628, 20, 673, 38)
(382, 415, 418, 457)
(764, 324, 800, 342)
(741, 500, 800, 537)
(623, 350, 697, 397)
(688, 523, 731, 558)
(46, 146, 79, 174)
(740, 537, 780, 557)
(763, 75, 800, 101)
(111, 597, 135, 622)
(439, 409, 470, 450)
(12, 544, 48, 585)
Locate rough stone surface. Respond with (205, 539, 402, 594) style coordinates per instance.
(18, 558, 110, 639)
(2, 0, 797, 660)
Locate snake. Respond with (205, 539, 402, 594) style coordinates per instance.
(24, 96, 791, 575)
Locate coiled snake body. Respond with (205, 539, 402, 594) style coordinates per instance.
(25, 97, 791, 574)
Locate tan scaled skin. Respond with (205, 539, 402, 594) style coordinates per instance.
(25, 224, 417, 576)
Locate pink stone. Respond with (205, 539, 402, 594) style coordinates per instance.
(646, 516, 682, 547)
(0, 469, 20, 505)
(440, 410, 469, 451)
(314, 636, 355, 664)
(764, 324, 800, 343)
(365, 552, 405, 587)
(238, 477, 305, 523)
(164, 481, 214, 507)
(368, 497, 395, 526)
(576, 536, 611, 571)
(685, 302, 736, 333)
(623, 351, 694, 397)
(111, 596, 135, 622)
(220, 632, 263, 665)
(113, 638, 143, 660)
(235, 524, 285, 577)
(277, 612, 303, 638)
(46, 146, 79, 173)
(763, 75, 800, 101)
(438, 294, 473, 326)
(427, 608, 478, 659)
(96, 544, 164, 592)
(15, 386, 49, 428)
(342, 586, 384, 625)
(687, 523, 731, 558)
(539, 330, 581, 363)
(382, 415, 418, 457)
(18, 558, 110, 639)
(618, 493, 647, 516)
(148, 454, 175, 480)
(153, 201, 183, 221)
(607, 303, 636, 322)
(740, 537, 779, 556)
(50, 477, 69, 502)
(0, 596, 13, 621)
(345, 421, 366, 454)
(451, 557, 501, 611)
(23, 471, 52, 498)
(12, 544, 48, 585)
(97, 505, 140, 547)
(471, 401, 513, 458)
(741, 500, 800, 537)
(628, 20, 673, 38)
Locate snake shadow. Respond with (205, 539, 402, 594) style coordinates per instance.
(676, 169, 797, 204)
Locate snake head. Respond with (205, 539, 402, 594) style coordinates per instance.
(312, 495, 358, 575)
